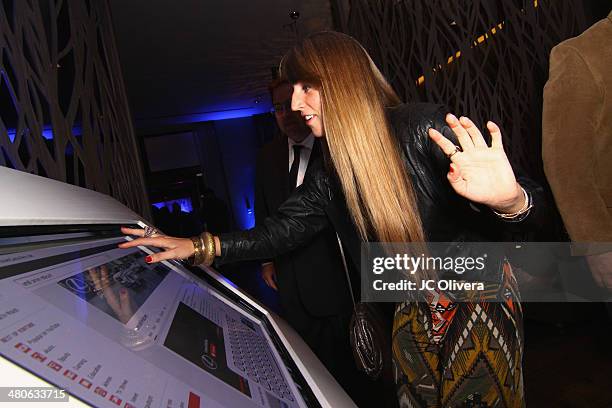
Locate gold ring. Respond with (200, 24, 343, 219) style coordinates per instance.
(143, 226, 160, 238)
(447, 145, 461, 159)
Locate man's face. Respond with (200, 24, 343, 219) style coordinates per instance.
(272, 83, 310, 143)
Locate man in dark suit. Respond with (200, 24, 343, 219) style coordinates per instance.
(255, 80, 372, 405)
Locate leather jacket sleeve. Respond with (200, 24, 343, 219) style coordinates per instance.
(217, 159, 332, 263)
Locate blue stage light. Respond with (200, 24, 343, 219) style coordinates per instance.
(152, 197, 193, 213)
(7, 126, 82, 141)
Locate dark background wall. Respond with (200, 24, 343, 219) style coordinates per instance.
(343, 0, 609, 239)
(136, 112, 275, 235)
(1, 0, 610, 237)
(129, 0, 609, 239)
(0, 0, 150, 218)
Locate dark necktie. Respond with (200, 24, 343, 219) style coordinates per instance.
(288, 145, 302, 192)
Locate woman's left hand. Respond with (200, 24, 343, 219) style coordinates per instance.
(428, 114, 524, 213)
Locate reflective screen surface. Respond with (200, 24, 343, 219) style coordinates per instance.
(0, 232, 307, 408)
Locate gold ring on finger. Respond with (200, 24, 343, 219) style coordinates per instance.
(446, 145, 462, 159)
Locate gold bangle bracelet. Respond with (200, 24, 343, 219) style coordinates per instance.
(187, 232, 216, 266)
(201, 232, 216, 266)
(188, 235, 205, 266)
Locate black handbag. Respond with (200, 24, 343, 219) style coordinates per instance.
(335, 234, 391, 380)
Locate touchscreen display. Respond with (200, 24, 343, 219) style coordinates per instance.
(0, 235, 305, 408)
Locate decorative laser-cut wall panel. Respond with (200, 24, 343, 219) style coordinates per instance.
(0, 0, 149, 219)
(347, 0, 587, 179)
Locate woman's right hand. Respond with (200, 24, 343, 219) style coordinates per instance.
(428, 114, 524, 213)
(118, 227, 195, 264)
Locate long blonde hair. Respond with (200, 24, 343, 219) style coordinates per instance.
(280, 31, 425, 244)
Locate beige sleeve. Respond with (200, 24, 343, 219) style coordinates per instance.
(542, 44, 612, 254)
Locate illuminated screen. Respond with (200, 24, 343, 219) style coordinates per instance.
(0, 232, 307, 408)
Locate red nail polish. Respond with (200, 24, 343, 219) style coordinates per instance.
(145, 256, 152, 263)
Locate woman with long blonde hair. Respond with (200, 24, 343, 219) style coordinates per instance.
(122, 32, 541, 407)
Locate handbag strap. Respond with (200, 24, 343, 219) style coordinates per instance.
(327, 185, 357, 311)
(335, 232, 357, 311)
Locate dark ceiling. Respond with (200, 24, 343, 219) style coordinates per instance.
(108, 0, 335, 129)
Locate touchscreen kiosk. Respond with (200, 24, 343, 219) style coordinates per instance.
(0, 167, 355, 408)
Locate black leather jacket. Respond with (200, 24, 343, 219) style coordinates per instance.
(218, 103, 546, 276)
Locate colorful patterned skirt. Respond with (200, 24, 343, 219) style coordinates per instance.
(392, 263, 524, 407)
